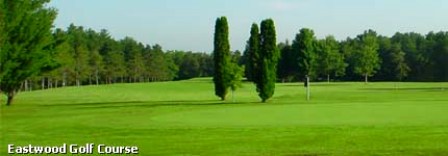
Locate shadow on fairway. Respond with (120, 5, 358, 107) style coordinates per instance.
(40, 100, 262, 109)
(360, 87, 447, 92)
(280, 83, 349, 87)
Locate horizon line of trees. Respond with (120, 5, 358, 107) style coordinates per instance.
(29, 24, 217, 90)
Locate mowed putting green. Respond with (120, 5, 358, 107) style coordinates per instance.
(1, 78, 448, 155)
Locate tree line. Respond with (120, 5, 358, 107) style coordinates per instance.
(267, 29, 448, 83)
(34, 24, 217, 89)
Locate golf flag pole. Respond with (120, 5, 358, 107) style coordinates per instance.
(306, 76, 310, 101)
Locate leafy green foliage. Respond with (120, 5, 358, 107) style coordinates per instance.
(0, 0, 57, 105)
(353, 30, 380, 83)
(228, 63, 244, 92)
(121, 37, 145, 82)
(67, 24, 90, 86)
(145, 45, 178, 81)
(277, 41, 299, 82)
(85, 29, 104, 85)
(316, 36, 347, 82)
(178, 52, 201, 79)
(389, 43, 410, 81)
(99, 31, 126, 83)
(425, 32, 448, 81)
(294, 28, 317, 78)
(48, 28, 74, 86)
(169, 51, 212, 80)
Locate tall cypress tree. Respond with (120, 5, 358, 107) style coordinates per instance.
(213, 16, 231, 100)
(256, 19, 279, 103)
(244, 23, 260, 82)
(0, 0, 58, 105)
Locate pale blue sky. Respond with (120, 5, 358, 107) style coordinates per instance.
(49, 0, 448, 52)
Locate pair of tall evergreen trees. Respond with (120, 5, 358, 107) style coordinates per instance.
(250, 20, 279, 102)
(213, 16, 279, 102)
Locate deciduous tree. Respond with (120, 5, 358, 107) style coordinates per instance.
(316, 36, 346, 83)
(354, 30, 380, 84)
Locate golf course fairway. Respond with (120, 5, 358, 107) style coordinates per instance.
(1, 78, 448, 155)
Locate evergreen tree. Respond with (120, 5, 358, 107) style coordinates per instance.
(213, 16, 231, 100)
(255, 19, 279, 103)
(99, 31, 126, 84)
(121, 37, 145, 82)
(67, 24, 89, 86)
(86, 29, 103, 85)
(146, 44, 178, 81)
(51, 28, 74, 87)
(244, 23, 260, 82)
(0, 0, 58, 105)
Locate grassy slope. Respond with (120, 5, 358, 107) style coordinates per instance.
(1, 78, 448, 155)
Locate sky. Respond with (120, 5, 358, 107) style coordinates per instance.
(48, 0, 448, 52)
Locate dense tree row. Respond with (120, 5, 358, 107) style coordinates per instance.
(267, 29, 448, 83)
(12, 24, 220, 93)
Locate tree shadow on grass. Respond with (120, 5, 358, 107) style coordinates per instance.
(40, 100, 262, 109)
(360, 87, 447, 92)
(280, 83, 349, 87)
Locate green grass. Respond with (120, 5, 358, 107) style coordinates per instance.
(1, 78, 448, 155)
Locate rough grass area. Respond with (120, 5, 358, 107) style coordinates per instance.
(1, 78, 448, 155)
